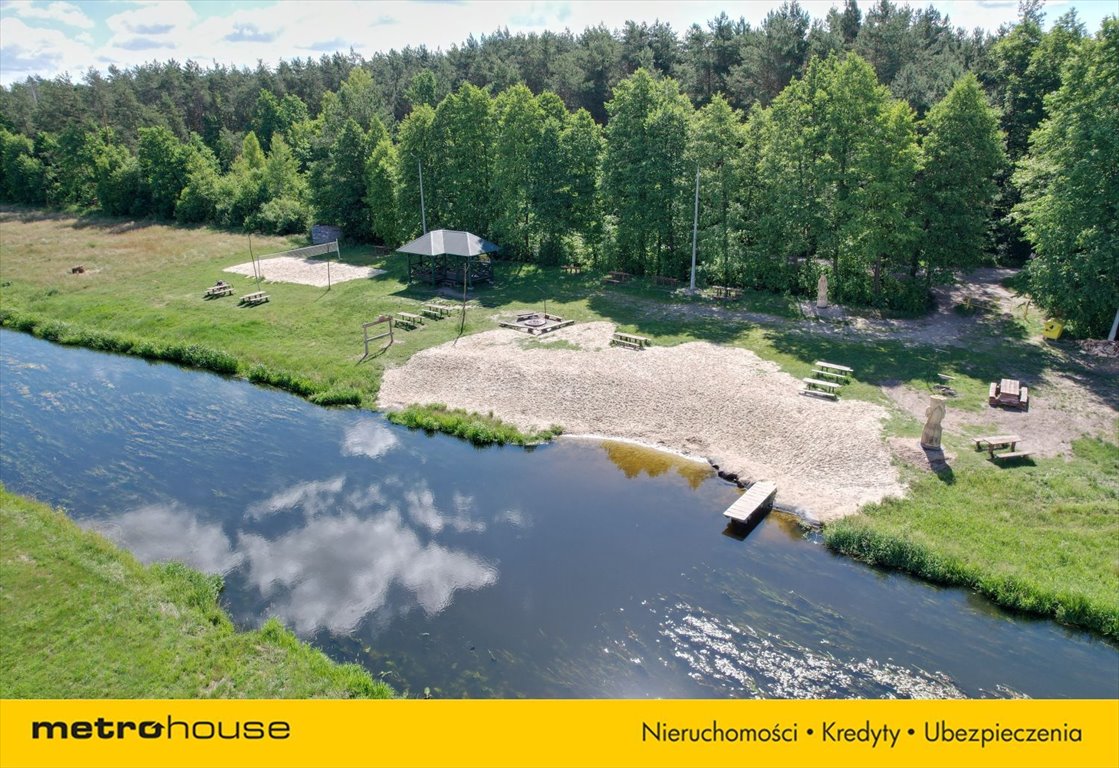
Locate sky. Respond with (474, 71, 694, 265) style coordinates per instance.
(0, 0, 1114, 86)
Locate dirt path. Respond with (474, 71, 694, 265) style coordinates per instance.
(610, 267, 1031, 349)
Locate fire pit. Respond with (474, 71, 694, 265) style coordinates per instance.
(500, 312, 576, 336)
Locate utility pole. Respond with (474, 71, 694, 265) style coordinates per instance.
(418, 161, 427, 234)
(689, 165, 700, 291)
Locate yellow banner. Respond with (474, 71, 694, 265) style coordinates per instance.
(1, 699, 1116, 768)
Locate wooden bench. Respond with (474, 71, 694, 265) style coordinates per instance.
(611, 332, 650, 350)
(561, 264, 583, 274)
(205, 283, 234, 298)
(421, 302, 455, 320)
(707, 285, 742, 301)
(604, 271, 633, 284)
(815, 361, 854, 379)
(812, 368, 848, 382)
(991, 450, 1033, 462)
(653, 275, 679, 288)
(395, 312, 425, 330)
(239, 291, 269, 305)
(801, 377, 840, 399)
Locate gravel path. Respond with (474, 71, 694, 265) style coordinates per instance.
(378, 322, 903, 522)
(225, 256, 384, 287)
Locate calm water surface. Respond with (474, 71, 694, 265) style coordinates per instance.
(1, 330, 1116, 698)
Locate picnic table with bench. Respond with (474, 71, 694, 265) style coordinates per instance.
(239, 290, 269, 305)
(707, 285, 743, 301)
(815, 361, 854, 380)
(421, 301, 456, 319)
(801, 377, 841, 399)
(204, 281, 234, 298)
(561, 263, 583, 274)
(653, 275, 679, 288)
(611, 331, 650, 350)
(395, 311, 425, 330)
(988, 378, 1029, 410)
(604, 271, 633, 284)
(973, 433, 1032, 462)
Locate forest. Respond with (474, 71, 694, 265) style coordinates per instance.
(0, 0, 1115, 334)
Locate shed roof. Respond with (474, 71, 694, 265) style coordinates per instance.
(396, 229, 499, 257)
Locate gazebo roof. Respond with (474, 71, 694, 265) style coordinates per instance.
(396, 229, 499, 257)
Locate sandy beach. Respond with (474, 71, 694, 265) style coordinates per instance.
(378, 321, 904, 521)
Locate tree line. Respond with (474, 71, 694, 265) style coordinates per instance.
(0, 2, 1114, 334)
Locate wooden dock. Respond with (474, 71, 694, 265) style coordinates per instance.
(723, 481, 778, 525)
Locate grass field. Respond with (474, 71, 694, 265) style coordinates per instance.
(0, 486, 393, 698)
(0, 208, 1081, 417)
(1, 207, 1116, 639)
(826, 438, 1119, 638)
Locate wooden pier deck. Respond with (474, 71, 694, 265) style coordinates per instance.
(723, 481, 778, 525)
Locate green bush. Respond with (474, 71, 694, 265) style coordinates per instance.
(387, 403, 562, 446)
(309, 388, 362, 406)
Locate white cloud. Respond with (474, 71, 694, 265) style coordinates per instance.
(246, 475, 346, 519)
(86, 503, 244, 575)
(3, 0, 94, 29)
(240, 508, 497, 633)
(105, 0, 195, 36)
(0, 16, 94, 81)
(341, 419, 399, 460)
(404, 486, 486, 534)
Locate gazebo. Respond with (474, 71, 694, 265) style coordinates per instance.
(398, 229, 499, 291)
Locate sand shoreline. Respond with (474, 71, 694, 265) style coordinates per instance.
(378, 321, 905, 522)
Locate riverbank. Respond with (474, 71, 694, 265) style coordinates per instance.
(0, 486, 393, 697)
(2, 209, 1117, 638)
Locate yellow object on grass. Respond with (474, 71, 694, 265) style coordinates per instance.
(1042, 319, 1064, 339)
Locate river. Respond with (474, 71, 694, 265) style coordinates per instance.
(1, 330, 1115, 698)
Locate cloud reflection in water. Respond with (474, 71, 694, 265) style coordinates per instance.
(341, 419, 399, 460)
(86, 503, 243, 575)
(241, 509, 497, 633)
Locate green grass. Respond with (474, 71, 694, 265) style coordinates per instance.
(387, 403, 563, 446)
(825, 438, 1119, 638)
(0, 486, 394, 698)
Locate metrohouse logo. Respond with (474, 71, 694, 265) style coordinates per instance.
(31, 716, 290, 741)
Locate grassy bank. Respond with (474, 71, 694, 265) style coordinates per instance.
(826, 438, 1119, 638)
(387, 403, 563, 445)
(0, 486, 393, 698)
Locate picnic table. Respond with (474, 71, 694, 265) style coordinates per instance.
(604, 271, 633, 284)
(611, 331, 650, 350)
(973, 433, 1031, 462)
(239, 291, 269, 305)
(815, 361, 854, 379)
(801, 377, 841, 400)
(421, 302, 455, 319)
(395, 312, 425, 329)
(988, 378, 1029, 409)
(205, 282, 234, 298)
(561, 264, 583, 274)
(707, 285, 742, 301)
